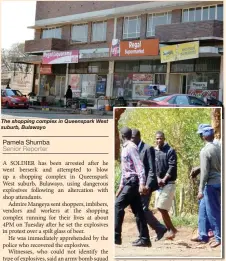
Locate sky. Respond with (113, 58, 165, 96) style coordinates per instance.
(1, 1, 36, 49)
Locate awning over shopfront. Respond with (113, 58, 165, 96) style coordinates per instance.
(11, 56, 42, 64)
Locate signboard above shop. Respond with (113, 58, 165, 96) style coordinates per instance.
(110, 39, 159, 57)
(42, 50, 79, 64)
(79, 48, 109, 59)
(40, 64, 52, 75)
(160, 41, 199, 63)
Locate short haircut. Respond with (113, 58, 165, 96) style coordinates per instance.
(156, 131, 165, 138)
(120, 127, 132, 139)
(132, 128, 140, 137)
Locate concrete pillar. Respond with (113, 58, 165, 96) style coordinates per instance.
(165, 62, 170, 93)
(106, 61, 114, 96)
(218, 55, 223, 101)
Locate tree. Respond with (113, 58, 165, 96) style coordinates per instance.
(211, 108, 221, 140)
(115, 108, 126, 160)
(1, 43, 31, 73)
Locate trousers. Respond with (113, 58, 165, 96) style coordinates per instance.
(132, 190, 166, 234)
(115, 176, 150, 242)
(198, 184, 221, 243)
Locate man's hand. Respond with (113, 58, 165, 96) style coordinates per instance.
(139, 184, 146, 195)
(116, 186, 123, 198)
(190, 166, 201, 179)
(197, 192, 204, 200)
(157, 177, 165, 187)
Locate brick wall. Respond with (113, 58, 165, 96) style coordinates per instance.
(171, 9, 182, 23)
(156, 20, 223, 42)
(35, 1, 146, 20)
(25, 38, 68, 53)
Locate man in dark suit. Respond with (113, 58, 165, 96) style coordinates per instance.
(131, 129, 167, 241)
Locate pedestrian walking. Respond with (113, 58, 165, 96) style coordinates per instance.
(154, 131, 178, 239)
(131, 129, 167, 241)
(191, 124, 221, 248)
(115, 127, 151, 247)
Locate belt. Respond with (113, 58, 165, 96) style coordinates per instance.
(125, 174, 138, 180)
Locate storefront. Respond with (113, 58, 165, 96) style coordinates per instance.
(169, 57, 221, 99)
(38, 50, 109, 103)
(113, 60, 166, 99)
(111, 39, 166, 100)
(68, 61, 108, 98)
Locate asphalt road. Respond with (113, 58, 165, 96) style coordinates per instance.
(1, 109, 113, 119)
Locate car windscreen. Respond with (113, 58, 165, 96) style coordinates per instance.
(6, 90, 23, 97)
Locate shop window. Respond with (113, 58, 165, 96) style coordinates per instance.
(42, 27, 62, 39)
(91, 22, 107, 42)
(195, 58, 220, 72)
(71, 24, 88, 43)
(147, 12, 171, 37)
(115, 62, 126, 73)
(182, 4, 223, 22)
(69, 63, 88, 74)
(171, 60, 195, 73)
(52, 64, 66, 74)
(115, 62, 139, 73)
(125, 61, 139, 72)
(123, 16, 141, 39)
(88, 62, 108, 74)
(187, 73, 219, 91)
(139, 61, 151, 72)
(155, 74, 166, 85)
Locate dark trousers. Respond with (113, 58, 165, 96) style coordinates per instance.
(115, 177, 150, 242)
(137, 191, 166, 234)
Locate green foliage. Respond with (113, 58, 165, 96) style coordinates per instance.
(171, 214, 198, 229)
(115, 161, 121, 192)
(116, 108, 211, 215)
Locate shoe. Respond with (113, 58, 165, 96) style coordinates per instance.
(155, 228, 167, 241)
(132, 238, 140, 244)
(115, 238, 122, 245)
(132, 239, 152, 247)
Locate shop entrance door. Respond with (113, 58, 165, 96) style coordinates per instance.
(181, 75, 187, 94)
(55, 76, 66, 100)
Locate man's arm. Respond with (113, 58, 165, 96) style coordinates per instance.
(130, 146, 146, 186)
(190, 166, 201, 179)
(146, 147, 157, 191)
(163, 149, 177, 183)
(199, 150, 210, 194)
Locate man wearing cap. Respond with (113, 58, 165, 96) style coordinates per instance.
(131, 129, 167, 241)
(192, 124, 221, 247)
(115, 127, 151, 247)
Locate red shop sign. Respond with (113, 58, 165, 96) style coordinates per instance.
(40, 64, 52, 75)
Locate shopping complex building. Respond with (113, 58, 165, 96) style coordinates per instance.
(15, 1, 223, 102)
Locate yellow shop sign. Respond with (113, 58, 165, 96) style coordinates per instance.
(160, 41, 199, 63)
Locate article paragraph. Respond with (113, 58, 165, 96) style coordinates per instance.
(0, 119, 113, 261)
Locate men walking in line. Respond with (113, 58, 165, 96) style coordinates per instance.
(191, 124, 221, 248)
(131, 129, 167, 241)
(154, 131, 178, 239)
(115, 127, 151, 247)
